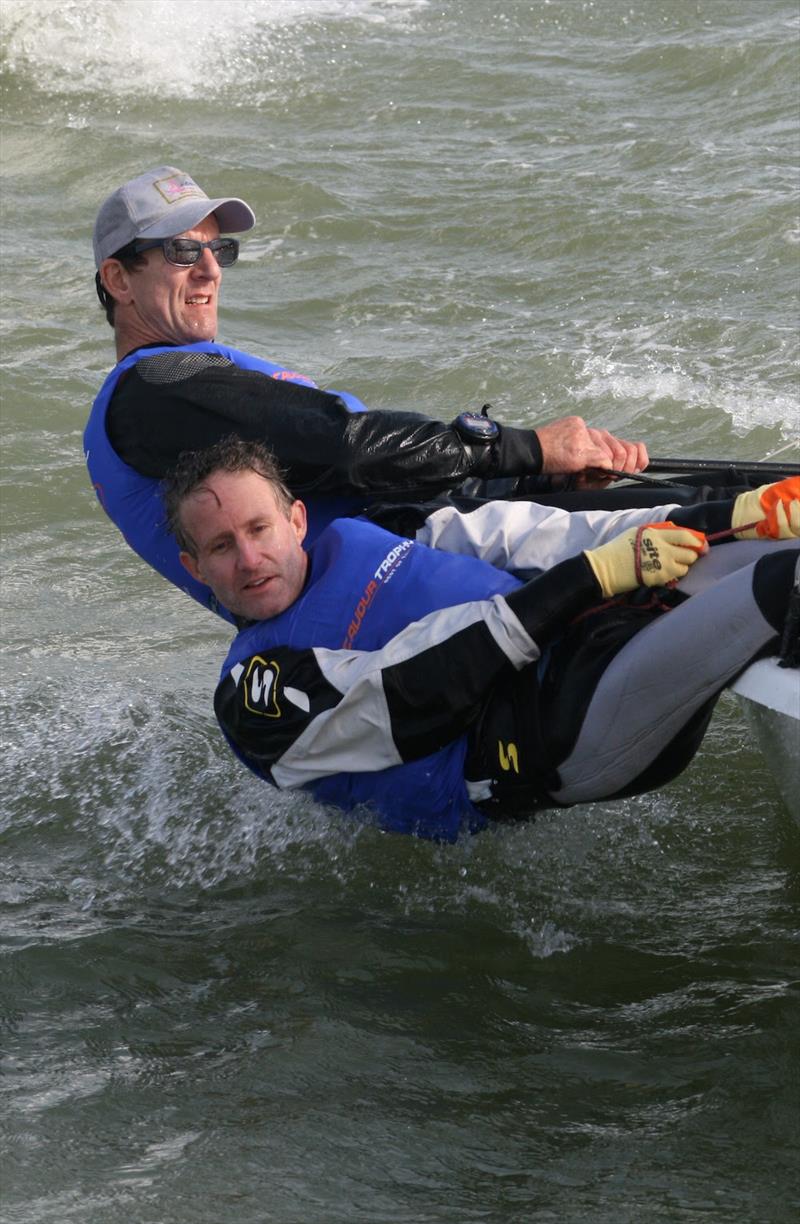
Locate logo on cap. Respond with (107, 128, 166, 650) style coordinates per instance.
(153, 173, 207, 206)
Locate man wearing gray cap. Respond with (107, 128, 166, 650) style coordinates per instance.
(92, 166, 254, 354)
(84, 165, 715, 623)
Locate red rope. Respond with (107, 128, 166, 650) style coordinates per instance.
(704, 519, 763, 543)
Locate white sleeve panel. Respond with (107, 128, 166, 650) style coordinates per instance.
(271, 667, 401, 788)
(316, 595, 540, 683)
(415, 499, 681, 572)
(270, 595, 541, 789)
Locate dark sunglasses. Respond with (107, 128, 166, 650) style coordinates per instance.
(131, 236, 240, 267)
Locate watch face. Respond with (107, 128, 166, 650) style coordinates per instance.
(457, 412, 499, 440)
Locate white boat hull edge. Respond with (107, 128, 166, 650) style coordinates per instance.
(729, 658, 800, 822)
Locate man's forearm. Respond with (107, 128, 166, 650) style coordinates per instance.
(107, 356, 544, 494)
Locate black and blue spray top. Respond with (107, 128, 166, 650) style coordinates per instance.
(216, 517, 522, 840)
(84, 340, 543, 622)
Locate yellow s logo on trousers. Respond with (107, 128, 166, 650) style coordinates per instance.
(498, 741, 519, 773)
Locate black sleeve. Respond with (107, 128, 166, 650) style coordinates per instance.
(107, 350, 543, 496)
(504, 554, 602, 640)
(668, 499, 734, 541)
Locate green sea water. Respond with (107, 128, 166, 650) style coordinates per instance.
(1, 2, 799, 1220)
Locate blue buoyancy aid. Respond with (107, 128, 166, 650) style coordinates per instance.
(83, 341, 368, 623)
(220, 519, 521, 840)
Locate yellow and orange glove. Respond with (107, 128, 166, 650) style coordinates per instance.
(585, 522, 708, 598)
(731, 476, 800, 539)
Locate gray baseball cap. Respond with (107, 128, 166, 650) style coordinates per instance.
(93, 165, 256, 267)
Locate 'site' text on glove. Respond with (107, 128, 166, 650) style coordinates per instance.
(585, 522, 708, 598)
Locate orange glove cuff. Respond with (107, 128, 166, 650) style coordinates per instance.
(756, 476, 800, 538)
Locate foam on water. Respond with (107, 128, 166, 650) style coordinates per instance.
(1, 0, 428, 99)
(1, 641, 682, 965)
(574, 348, 800, 439)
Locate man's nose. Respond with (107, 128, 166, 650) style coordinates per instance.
(192, 246, 221, 279)
(236, 537, 262, 569)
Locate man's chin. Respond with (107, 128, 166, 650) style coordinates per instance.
(180, 315, 218, 342)
(238, 594, 287, 622)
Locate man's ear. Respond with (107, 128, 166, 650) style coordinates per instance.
(99, 258, 134, 305)
(290, 499, 307, 545)
(179, 550, 203, 583)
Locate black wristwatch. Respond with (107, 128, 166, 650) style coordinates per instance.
(452, 410, 500, 444)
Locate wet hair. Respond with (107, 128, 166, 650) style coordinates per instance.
(162, 436, 296, 555)
(94, 240, 149, 327)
